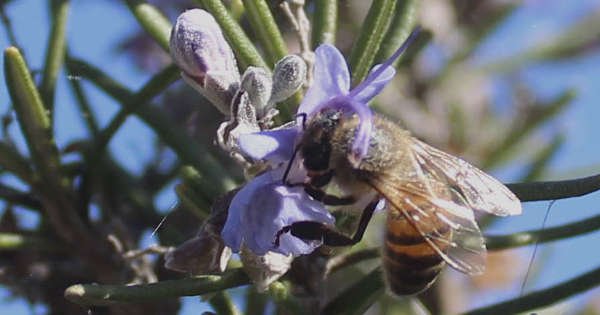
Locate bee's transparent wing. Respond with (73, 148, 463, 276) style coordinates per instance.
(409, 138, 522, 216)
(369, 175, 486, 275)
(367, 137, 523, 273)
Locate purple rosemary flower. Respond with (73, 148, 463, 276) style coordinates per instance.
(297, 30, 418, 163)
(221, 31, 418, 256)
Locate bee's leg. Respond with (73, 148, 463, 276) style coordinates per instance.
(287, 171, 357, 206)
(274, 198, 379, 247)
(306, 171, 356, 205)
(309, 170, 334, 188)
(304, 185, 356, 206)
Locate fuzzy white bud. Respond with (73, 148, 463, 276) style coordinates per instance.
(240, 67, 273, 118)
(270, 54, 306, 103)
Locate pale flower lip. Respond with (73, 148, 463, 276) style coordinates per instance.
(169, 9, 240, 114)
(221, 170, 334, 256)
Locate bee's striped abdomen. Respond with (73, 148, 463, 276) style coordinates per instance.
(383, 206, 451, 295)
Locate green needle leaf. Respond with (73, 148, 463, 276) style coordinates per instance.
(322, 268, 385, 315)
(311, 0, 338, 48)
(40, 0, 70, 118)
(482, 89, 575, 169)
(4, 47, 64, 190)
(244, 0, 288, 65)
(486, 213, 600, 250)
(0, 183, 41, 210)
(65, 57, 237, 196)
(374, 0, 419, 67)
(196, 0, 268, 70)
(463, 266, 600, 315)
(0, 232, 59, 251)
(519, 134, 565, 182)
(124, 0, 172, 51)
(208, 291, 241, 315)
(481, 10, 600, 74)
(64, 269, 250, 306)
(94, 64, 180, 154)
(0, 141, 34, 184)
(348, 0, 397, 84)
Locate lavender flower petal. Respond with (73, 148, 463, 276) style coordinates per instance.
(350, 64, 396, 104)
(297, 44, 350, 116)
(238, 128, 299, 163)
(221, 172, 334, 256)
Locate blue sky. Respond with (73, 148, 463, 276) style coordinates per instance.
(0, 1, 599, 314)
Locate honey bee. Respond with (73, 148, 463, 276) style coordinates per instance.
(278, 108, 522, 295)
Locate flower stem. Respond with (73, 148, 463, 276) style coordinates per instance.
(40, 0, 70, 120)
(124, 0, 172, 51)
(348, 0, 397, 85)
(463, 266, 600, 315)
(486, 213, 600, 250)
(64, 269, 250, 306)
(244, 0, 288, 66)
(311, 0, 337, 48)
(195, 0, 269, 70)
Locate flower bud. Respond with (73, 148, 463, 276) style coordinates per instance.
(270, 55, 306, 103)
(217, 91, 260, 160)
(164, 234, 232, 274)
(240, 67, 272, 118)
(164, 188, 236, 274)
(169, 9, 240, 114)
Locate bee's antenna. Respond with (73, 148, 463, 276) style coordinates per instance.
(282, 113, 307, 183)
(296, 112, 308, 130)
(282, 144, 301, 183)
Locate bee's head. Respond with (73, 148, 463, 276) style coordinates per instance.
(299, 109, 343, 172)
